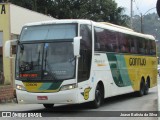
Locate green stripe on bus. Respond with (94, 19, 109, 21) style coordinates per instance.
(116, 55, 132, 86)
(39, 82, 62, 90)
(107, 53, 131, 87)
(39, 83, 52, 90)
(47, 82, 62, 90)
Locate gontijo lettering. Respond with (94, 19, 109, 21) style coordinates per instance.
(129, 58, 146, 66)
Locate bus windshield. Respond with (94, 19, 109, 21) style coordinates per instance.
(16, 42, 75, 81)
(16, 23, 77, 81)
(20, 24, 77, 41)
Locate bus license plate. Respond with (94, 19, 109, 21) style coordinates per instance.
(37, 96, 48, 100)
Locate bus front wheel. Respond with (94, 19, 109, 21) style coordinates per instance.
(91, 84, 104, 108)
(43, 104, 54, 109)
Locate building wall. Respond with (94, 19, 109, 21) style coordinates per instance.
(10, 4, 54, 35)
(0, 3, 55, 101)
(0, 3, 14, 101)
(0, 3, 12, 85)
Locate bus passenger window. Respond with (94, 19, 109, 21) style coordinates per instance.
(130, 38, 138, 54)
(94, 27, 119, 52)
(95, 43, 100, 50)
(138, 39, 145, 54)
(145, 40, 150, 55)
(150, 41, 156, 55)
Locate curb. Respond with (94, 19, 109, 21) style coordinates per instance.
(0, 98, 17, 104)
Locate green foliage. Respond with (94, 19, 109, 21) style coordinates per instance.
(8, 0, 129, 27)
(9, 0, 34, 10)
(133, 13, 160, 40)
(110, 7, 130, 26)
(133, 13, 160, 57)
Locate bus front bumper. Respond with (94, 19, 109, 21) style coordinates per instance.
(16, 89, 78, 104)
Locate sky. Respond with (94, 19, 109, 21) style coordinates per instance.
(115, 0, 157, 15)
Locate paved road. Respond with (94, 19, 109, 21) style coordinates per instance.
(0, 78, 159, 120)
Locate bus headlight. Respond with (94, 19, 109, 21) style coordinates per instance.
(60, 84, 77, 91)
(16, 84, 26, 91)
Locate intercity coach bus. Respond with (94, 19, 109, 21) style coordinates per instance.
(5, 20, 157, 109)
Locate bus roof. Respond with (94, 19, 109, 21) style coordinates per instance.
(24, 19, 92, 26)
(99, 22, 134, 32)
(94, 21, 155, 40)
(24, 19, 155, 40)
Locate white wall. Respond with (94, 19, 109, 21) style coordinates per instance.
(10, 4, 56, 35)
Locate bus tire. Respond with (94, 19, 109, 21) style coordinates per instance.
(144, 79, 149, 95)
(43, 104, 54, 109)
(91, 84, 104, 109)
(137, 79, 145, 97)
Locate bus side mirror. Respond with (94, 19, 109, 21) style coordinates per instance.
(73, 36, 82, 57)
(4, 39, 17, 58)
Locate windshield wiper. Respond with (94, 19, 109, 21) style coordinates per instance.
(44, 47, 57, 80)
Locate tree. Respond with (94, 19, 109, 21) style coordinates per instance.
(9, 0, 129, 27)
(9, 0, 34, 10)
(132, 13, 160, 40)
(110, 7, 130, 26)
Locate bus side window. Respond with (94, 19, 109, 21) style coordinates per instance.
(94, 27, 105, 51)
(138, 39, 145, 55)
(150, 41, 156, 55)
(78, 24, 92, 82)
(94, 27, 119, 52)
(145, 40, 150, 55)
(130, 40, 135, 53)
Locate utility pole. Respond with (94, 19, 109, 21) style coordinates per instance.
(141, 13, 143, 33)
(130, 0, 133, 29)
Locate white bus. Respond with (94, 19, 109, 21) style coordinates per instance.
(5, 20, 157, 109)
